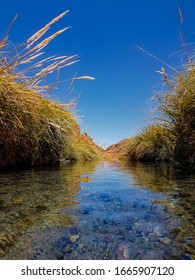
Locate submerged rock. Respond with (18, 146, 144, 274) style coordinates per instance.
(117, 244, 130, 260)
(69, 235, 80, 243)
(158, 237, 171, 245)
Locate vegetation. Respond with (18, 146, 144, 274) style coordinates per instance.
(113, 9, 194, 171)
(0, 12, 102, 168)
(158, 68, 195, 169)
(119, 65, 195, 171)
(120, 125, 171, 162)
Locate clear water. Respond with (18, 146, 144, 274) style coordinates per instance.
(0, 161, 195, 260)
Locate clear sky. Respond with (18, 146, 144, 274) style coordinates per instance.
(1, 0, 195, 147)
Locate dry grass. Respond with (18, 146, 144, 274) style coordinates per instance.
(0, 12, 101, 168)
(120, 66, 195, 170)
(120, 8, 195, 171)
(120, 124, 170, 162)
(157, 67, 195, 169)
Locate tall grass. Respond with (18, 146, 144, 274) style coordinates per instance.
(121, 65, 195, 170)
(0, 12, 101, 168)
(121, 124, 171, 162)
(157, 67, 195, 169)
(119, 7, 195, 171)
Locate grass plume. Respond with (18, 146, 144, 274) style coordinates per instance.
(116, 8, 195, 171)
(0, 12, 101, 168)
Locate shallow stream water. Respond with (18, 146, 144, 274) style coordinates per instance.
(0, 161, 195, 259)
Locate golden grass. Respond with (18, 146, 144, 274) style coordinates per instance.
(120, 66, 195, 170)
(157, 67, 195, 169)
(120, 8, 195, 171)
(120, 124, 171, 162)
(0, 12, 101, 168)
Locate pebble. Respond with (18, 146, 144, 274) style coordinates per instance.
(69, 235, 80, 243)
(158, 237, 171, 245)
(117, 244, 129, 260)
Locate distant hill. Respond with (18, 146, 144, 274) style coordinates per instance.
(105, 139, 129, 160)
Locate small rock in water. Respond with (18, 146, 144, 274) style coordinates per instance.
(158, 237, 171, 245)
(69, 235, 80, 243)
(117, 244, 129, 260)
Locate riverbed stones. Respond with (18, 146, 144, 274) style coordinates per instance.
(69, 235, 80, 243)
(117, 244, 130, 260)
(158, 237, 171, 245)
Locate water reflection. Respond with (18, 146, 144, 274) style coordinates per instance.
(0, 161, 195, 259)
(0, 161, 99, 258)
(121, 162, 195, 259)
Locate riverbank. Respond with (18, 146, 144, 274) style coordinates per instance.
(0, 77, 103, 168)
(106, 65, 195, 172)
(0, 12, 104, 169)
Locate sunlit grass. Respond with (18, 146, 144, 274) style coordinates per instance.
(157, 66, 195, 169)
(121, 63, 194, 170)
(120, 124, 171, 162)
(121, 64, 195, 170)
(0, 12, 101, 168)
(119, 7, 195, 171)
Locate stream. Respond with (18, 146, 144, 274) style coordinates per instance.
(0, 161, 195, 259)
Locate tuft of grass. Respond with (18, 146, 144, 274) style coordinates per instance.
(120, 8, 195, 171)
(121, 124, 171, 162)
(157, 67, 195, 169)
(0, 12, 101, 168)
(120, 66, 195, 170)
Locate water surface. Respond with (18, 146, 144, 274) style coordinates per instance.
(0, 161, 195, 259)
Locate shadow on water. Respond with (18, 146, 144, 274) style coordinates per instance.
(0, 161, 195, 259)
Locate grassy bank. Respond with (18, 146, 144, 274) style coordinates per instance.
(121, 125, 171, 162)
(120, 66, 195, 170)
(0, 12, 102, 168)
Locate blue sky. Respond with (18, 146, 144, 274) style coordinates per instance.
(1, 0, 195, 147)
